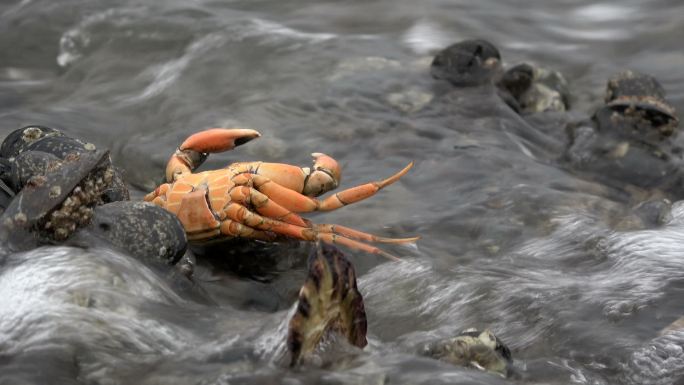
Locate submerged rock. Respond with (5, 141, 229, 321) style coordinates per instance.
(420, 328, 513, 378)
(431, 39, 502, 87)
(498, 62, 570, 114)
(563, 71, 684, 196)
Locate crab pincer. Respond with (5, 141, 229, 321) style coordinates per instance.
(165, 128, 262, 182)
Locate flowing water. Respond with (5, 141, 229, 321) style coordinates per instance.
(1, 0, 684, 384)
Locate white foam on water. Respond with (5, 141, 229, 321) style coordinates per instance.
(402, 19, 452, 55)
(0, 247, 191, 357)
(244, 18, 337, 43)
(622, 330, 684, 385)
(573, 3, 637, 23)
(544, 24, 629, 41)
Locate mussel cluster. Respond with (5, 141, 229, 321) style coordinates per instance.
(0, 125, 186, 265)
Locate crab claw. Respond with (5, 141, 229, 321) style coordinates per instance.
(303, 153, 341, 197)
(180, 128, 261, 153)
(166, 128, 261, 182)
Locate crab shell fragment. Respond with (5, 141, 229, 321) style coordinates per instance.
(286, 243, 367, 366)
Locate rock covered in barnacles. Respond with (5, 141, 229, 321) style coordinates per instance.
(0, 160, 14, 213)
(596, 70, 679, 141)
(0, 150, 113, 250)
(497, 62, 570, 114)
(285, 243, 367, 367)
(0, 125, 129, 202)
(0, 125, 73, 158)
(76, 201, 187, 266)
(420, 328, 513, 378)
(563, 71, 684, 195)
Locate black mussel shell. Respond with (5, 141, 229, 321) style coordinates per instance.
(0, 150, 112, 250)
(83, 201, 187, 266)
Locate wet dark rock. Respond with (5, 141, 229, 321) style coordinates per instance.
(0, 346, 81, 385)
(563, 71, 684, 196)
(564, 123, 682, 190)
(630, 198, 673, 227)
(78, 201, 187, 266)
(0, 125, 65, 158)
(191, 239, 309, 282)
(431, 39, 502, 87)
(0, 178, 14, 214)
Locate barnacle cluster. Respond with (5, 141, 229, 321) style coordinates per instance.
(40, 162, 114, 240)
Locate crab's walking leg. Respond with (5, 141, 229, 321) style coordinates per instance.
(221, 203, 402, 260)
(219, 219, 277, 242)
(229, 185, 418, 244)
(228, 185, 310, 227)
(232, 162, 413, 213)
(311, 224, 420, 244)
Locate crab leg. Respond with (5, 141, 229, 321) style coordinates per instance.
(166, 128, 261, 182)
(228, 185, 417, 243)
(227, 185, 310, 227)
(311, 224, 420, 244)
(219, 219, 277, 242)
(232, 162, 413, 213)
(221, 203, 403, 260)
(229, 153, 342, 197)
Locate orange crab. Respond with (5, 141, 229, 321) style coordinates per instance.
(144, 128, 418, 259)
